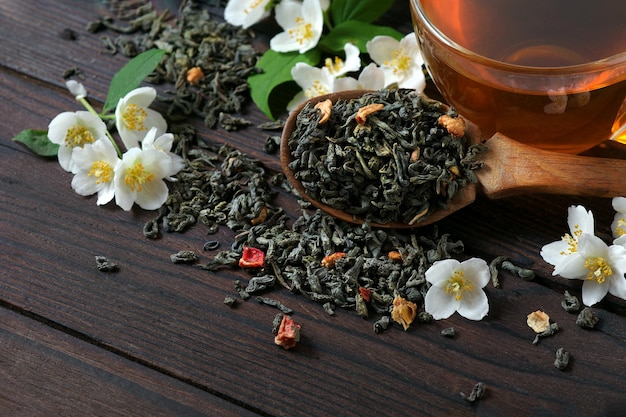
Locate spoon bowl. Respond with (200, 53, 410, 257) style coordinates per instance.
(280, 90, 626, 228)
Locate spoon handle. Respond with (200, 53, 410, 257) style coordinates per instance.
(477, 133, 626, 199)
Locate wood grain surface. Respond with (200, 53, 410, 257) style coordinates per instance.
(1, 1, 625, 416)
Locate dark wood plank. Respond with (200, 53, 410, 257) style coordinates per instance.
(2, 1, 626, 416)
(3, 65, 626, 416)
(0, 306, 260, 416)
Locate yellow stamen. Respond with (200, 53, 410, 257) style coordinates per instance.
(64, 125, 95, 148)
(88, 160, 113, 184)
(444, 270, 473, 301)
(287, 16, 314, 46)
(559, 224, 583, 255)
(324, 56, 345, 74)
(124, 163, 154, 192)
(584, 257, 612, 284)
(244, 0, 264, 14)
(304, 80, 330, 99)
(384, 48, 411, 76)
(122, 104, 148, 131)
(615, 217, 626, 237)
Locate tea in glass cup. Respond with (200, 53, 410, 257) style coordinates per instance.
(410, 0, 626, 154)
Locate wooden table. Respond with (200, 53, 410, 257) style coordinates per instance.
(1, 1, 625, 416)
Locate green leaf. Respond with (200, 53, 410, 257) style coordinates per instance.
(102, 49, 167, 114)
(319, 21, 404, 54)
(248, 48, 321, 119)
(330, 0, 395, 25)
(12, 129, 59, 157)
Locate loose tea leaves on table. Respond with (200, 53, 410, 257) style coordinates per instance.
(89, 0, 260, 129)
(287, 89, 487, 225)
(576, 307, 599, 329)
(554, 347, 570, 371)
(95, 255, 119, 272)
(202, 205, 465, 331)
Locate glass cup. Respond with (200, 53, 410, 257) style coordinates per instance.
(410, 0, 626, 154)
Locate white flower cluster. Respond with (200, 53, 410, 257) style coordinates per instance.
(48, 83, 184, 211)
(287, 34, 425, 110)
(541, 200, 626, 306)
(224, 0, 426, 110)
(420, 198, 626, 321)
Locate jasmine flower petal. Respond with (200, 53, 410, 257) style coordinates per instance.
(133, 175, 170, 211)
(70, 138, 120, 205)
(287, 63, 334, 110)
(48, 111, 108, 172)
(324, 43, 361, 77)
(540, 240, 570, 268)
(224, 0, 272, 29)
(115, 87, 167, 150)
(611, 196, 626, 241)
(113, 147, 179, 211)
(366, 33, 425, 91)
(424, 286, 459, 320)
(456, 288, 489, 321)
(425, 258, 489, 321)
(66, 80, 87, 100)
(553, 252, 586, 278)
(567, 205, 594, 235)
(425, 258, 459, 285)
(581, 279, 610, 306)
(460, 257, 491, 288)
(333, 63, 385, 92)
(270, 0, 323, 53)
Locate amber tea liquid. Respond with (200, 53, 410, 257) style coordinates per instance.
(413, 0, 626, 153)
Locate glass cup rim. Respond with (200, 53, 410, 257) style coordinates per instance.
(411, 0, 626, 75)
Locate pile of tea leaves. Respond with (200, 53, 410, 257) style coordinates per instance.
(89, 0, 259, 129)
(148, 122, 469, 332)
(92, 2, 473, 331)
(287, 89, 486, 225)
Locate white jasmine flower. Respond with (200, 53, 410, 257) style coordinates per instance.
(424, 258, 490, 321)
(323, 43, 361, 77)
(611, 197, 626, 245)
(540, 205, 595, 276)
(115, 87, 167, 150)
(366, 33, 425, 91)
(141, 127, 185, 180)
(270, 0, 323, 53)
(555, 233, 626, 306)
(334, 63, 385, 92)
(287, 63, 335, 110)
(224, 0, 272, 29)
(70, 138, 120, 205)
(113, 147, 181, 211)
(48, 111, 109, 172)
(66, 80, 87, 100)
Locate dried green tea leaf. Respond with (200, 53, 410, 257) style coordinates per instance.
(12, 129, 59, 157)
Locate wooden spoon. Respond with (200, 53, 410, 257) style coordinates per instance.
(280, 90, 626, 228)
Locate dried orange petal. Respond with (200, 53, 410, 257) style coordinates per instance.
(391, 296, 417, 331)
(527, 310, 550, 333)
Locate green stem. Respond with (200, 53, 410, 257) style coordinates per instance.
(78, 97, 124, 158)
